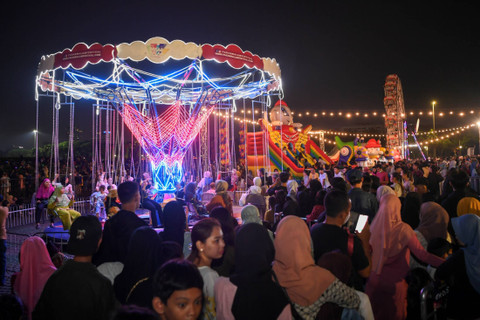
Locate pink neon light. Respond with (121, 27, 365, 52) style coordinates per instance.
(121, 101, 214, 167)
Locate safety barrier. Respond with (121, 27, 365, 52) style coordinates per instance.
(2, 231, 73, 295)
(6, 199, 90, 229)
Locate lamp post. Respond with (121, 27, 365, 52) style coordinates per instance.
(33, 130, 37, 148)
(432, 101, 436, 159)
(33, 129, 39, 192)
(432, 101, 436, 132)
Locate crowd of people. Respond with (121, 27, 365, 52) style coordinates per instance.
(0, 156, 99, 208)
(0, 155, 480, 319)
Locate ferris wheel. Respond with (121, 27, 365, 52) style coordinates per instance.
(383, 74, 406, 159)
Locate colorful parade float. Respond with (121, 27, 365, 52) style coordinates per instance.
(245, 100, 333, 179)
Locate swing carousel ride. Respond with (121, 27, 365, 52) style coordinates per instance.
(36, 37, 281, 192)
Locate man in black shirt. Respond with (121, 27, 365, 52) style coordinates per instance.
(93, 181, 147, 266)
(346, 168, 378, 222)
(257, 168, 272, 187)
(33, 216, 118, 320)
(266, 172, 289, 196)
(310, 189, 371, 290)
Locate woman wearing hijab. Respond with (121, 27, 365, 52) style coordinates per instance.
(435, 214, 480, 319)
(457, 197, 480, 217)
(47, 184, 81, 230)
(317, 252, 374, 320)
(240, 177, 266, 219)
(416, 202, 450, 245)
(375, 185, 396, 203)
(215, 223, 291, 319)
(114, 226, 162, 307)
(241, 204, 274, 241)
(205, 180, 233, 214)
(410, 201, 449, 270)
(13, 237, 56, 319)
(273, 216, 360, 319)
(35, 178, 55, 229)
(184, 182, 205, 215)
(241, 204, 262, 225)
(159, 201, 190, 256)
(366, 194, 445, 320)
(316, 252, 354, 320)
(209, 206, 236, 277)
(282, 180, 300, 217)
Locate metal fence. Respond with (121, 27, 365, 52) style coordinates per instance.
(1, 230, 75, 295)
(6, 198, 91, 229)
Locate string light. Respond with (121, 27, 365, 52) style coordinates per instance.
(418, 123, 478, 145)
(212, 108, 480, 144)
(222, 107, 480, 120)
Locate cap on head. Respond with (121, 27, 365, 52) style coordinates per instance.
(66, 215, 102, 256)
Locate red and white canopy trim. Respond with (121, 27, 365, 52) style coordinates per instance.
(37, 37, 281, 81)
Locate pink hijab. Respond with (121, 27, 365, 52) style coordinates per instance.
(273, 215, 335, 306)
(36, 179, 54, 199)
(370, 194, 415, 275)
(14, 236, 56, 318)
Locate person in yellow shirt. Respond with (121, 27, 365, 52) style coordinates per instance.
(48, 185, 81, 230)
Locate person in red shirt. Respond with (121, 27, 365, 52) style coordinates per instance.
(375, 165, 389, 186)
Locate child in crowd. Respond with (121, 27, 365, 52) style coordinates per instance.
(90, 185, 107, 220)
(152, 259, 204, 320)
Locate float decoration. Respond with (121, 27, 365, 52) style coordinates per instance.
(246, 100, 333, 179)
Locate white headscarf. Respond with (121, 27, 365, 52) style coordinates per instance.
(287, 180, 298, 197)
(241, 205, 262, 225)
(248, 177, 262, 195)
(376, 185, 396, 202)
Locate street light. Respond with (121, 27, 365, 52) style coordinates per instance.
(33, 130, 38, 191)
(33, 130, 37, 148)
(432, 101, 436, 159)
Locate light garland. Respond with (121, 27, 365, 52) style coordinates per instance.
(418, 123, 479, 146)
(214, 109, 480, 140)
(294, 109, 480, 119)
(415, 124, 477, 136)
(237, 108, 480, 120)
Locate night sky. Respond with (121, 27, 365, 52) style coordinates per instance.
(1, 0, 479, 151)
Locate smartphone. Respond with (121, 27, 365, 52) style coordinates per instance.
(355, 214, 368, 233)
